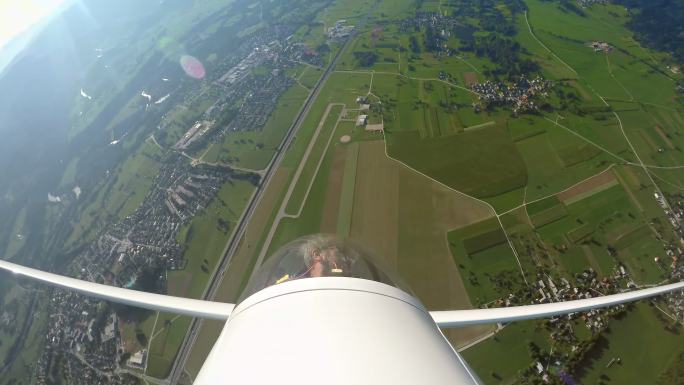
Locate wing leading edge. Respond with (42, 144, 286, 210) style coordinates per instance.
(2, 259, 682, 327)
(0, 259, 234, 320)
(430, 281, 684, 328)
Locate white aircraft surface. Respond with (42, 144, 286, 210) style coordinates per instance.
(1, 235, 683, 384)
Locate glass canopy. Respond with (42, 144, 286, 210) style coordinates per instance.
(239, 234, 411, 302)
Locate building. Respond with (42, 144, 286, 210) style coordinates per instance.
(356, 114, 367, 127)
(128, 350, 147, 368)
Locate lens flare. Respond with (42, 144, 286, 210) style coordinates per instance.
(180, 55, 205, 79)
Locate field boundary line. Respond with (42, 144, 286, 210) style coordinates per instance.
(545, 116, 684, 170)
(297, 65, 308, 81)
(649, 169, 684, 191)
(499, 164, 617, 216)
(543, 117, 629, 163)
(456, 55, 481, 74)
(605, 53, 634, 101)
(144, 311, 160, 374)
(150, 315, 181, 342)
(612, 110, 675, 213)
(378, 133, 529, 286)
(334, 69, 482, 96)
(457, 324, 506, 352)
(524, 10, 577, 76)
(601, 98, 679, 112)
(463, 120, 495, 131)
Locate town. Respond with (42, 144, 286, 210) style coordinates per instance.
(30, 21, 323, 385)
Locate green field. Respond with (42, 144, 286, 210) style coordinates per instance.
(336, 142, 359, 237)
(387, 127, 527, 197)
(575, 303, 684, 385)
(119, 311, 157, 356)
(147, 313, 192, 378)
(284, 104, 344, 215)
(530, 203, 567, 228)
(266, 124, 347, 256)
(534, 184, 666, 283)
(299, 66, 324, 89)
(462, 229, 507, 255)
(462, 321, 551, 384)
(447, 218, 523, 305)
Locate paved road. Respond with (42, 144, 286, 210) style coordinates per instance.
(166, 30, 355, 385)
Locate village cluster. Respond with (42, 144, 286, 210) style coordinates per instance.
(492, 190, 684, 381)
(398, 11, 466, 56)
(470, 76, 553, 113)
(327, 20, 355, 40)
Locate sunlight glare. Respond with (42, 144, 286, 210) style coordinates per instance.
(0, 0, 66, 48)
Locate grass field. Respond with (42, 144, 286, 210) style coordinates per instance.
(515, 125, 620, 203)
(284, 104, 343, 215)
(335, 142, 358, 236)
(298, 66, 324, 89)
(530, 203, 567, 228)
(448, 219, 523, 306)
(535, 184, 666, 283)
(107, 142, 164, 219)
(575, 303, 684, 385)
(119, 312, 156, 354)
(557, 168, 618, 204)
(387, 127, 527, 197)
(462, 321, 551, 384)
(147, 313, 192, 378)
(265, 130, 348, 257)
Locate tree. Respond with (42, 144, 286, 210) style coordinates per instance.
(409, 35, 421, 54)
(353, 52, 378, 67)
(136, 330, 147, 346)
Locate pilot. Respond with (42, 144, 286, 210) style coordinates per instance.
(308, 249, 325, 277)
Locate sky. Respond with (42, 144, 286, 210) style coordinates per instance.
(0, 0, 66, 49)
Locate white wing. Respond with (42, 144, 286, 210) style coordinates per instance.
(2, 259, 682, 327)
(430, 281, 684, 328)
(0, 259, 233, 320)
